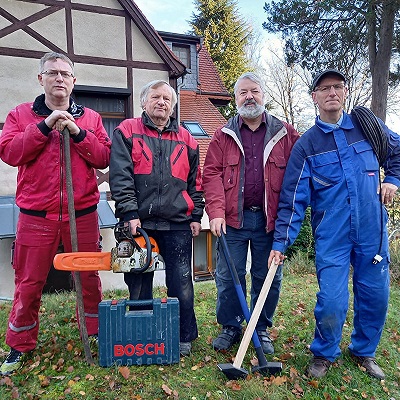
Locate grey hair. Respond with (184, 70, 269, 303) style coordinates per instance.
(233, 72, 266, 96)
(140, 80, 177, 114)
(39, 52, 74, 74)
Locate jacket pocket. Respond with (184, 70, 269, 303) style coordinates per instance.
(352, 140, 379, 172)
(132, 138, 153, 175)
(170, 144, 189, 181)
(268, 155, 287, 192)
(223, 154, 240, 189)
(311, 152, 342, 189)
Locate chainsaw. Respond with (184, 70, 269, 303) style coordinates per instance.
(53, 222, 165, 273)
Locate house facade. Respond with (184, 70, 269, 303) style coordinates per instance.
(0, 0, 230, 298)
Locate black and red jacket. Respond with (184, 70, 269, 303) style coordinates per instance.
(110, 113, 204, 230)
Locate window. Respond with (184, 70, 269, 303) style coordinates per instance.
(182, 121, 209, 137)
(73, 86, 131, 139)
(193, 231, 217, 281)
(172, 45, 191, 69)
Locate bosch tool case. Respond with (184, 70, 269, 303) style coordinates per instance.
(98, 298, 180, 367)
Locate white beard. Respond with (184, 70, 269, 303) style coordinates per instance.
(237, 102, 265, 119)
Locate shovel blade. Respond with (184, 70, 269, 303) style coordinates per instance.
(54, 252, 112, 271)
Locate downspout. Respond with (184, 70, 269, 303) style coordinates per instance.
(177, 75, 186, 125)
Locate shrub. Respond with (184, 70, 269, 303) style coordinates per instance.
(285, 207, 315, 261)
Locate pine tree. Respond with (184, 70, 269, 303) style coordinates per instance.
(189, 0, 253, 117)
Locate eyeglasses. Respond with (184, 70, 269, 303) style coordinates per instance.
(40, 70, 74, 79)
(315, 83, 345, 92)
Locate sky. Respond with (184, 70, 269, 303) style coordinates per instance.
(133, 0, 269, 39)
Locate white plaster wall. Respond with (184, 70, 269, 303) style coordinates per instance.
(131, 24, 164, 63)
(74, 64, 127, 89)
(72, 10, 126, 59)
(0, 56, 41, 122)
(72, 0, 123, 9)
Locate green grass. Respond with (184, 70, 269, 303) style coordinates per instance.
(1, 262, 399, 400)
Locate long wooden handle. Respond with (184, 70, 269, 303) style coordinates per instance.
(233, 261, 279, 369)
(63, 128, 94, 365)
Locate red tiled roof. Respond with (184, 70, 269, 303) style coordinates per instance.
(179, 44, 231, 171)
(197, 137, 212, 171)
(197, 45, 230, 96)
(180, 91, 227, 136)
(180, 91, 227, 170)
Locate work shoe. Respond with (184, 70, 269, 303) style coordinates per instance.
(179, 342, 191, 356)
(351, 354, 385, 380)
(307, 356, 332, 378)
(212, 326, 241, 351)
(256, 330, 274, 354)
(0, 348, 24, 376)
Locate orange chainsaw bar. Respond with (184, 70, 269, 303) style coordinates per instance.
(54, 252, 112, 271)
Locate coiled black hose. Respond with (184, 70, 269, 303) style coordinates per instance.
(351, 106, 387, 263)
(351, 106, 388, 166)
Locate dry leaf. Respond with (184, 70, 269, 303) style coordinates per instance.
(308, 379, 319, 388)
(119, 366, 130, 379)
(271, 375, 287, 386)
(11, 387, 19, 399)
(162, 384, 173, 395)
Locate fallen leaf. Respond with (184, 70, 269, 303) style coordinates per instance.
(119, 366, 130, 379)
(226, 380, 242, 391)
(162, 384, 173, 395)
(342, 375, 352, 383)
(308, 380, 319, 388)
(11, 387, 19, 399)
(271, 375, 287, 386)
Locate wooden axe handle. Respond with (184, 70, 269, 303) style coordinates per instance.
(233, 261, 279, 369)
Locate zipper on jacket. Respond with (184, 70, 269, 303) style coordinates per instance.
(156, 132, 163, 216)
(172, 145, 184, 165)
(139, 140, 150, 161)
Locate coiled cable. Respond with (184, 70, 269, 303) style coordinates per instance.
(351, 106, 388, 263)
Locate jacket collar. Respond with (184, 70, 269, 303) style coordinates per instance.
(32, 93, 84, 118)
(141, 112, 179, 133)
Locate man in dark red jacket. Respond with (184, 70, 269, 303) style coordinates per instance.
(203, 72, 299, 353)
(110, 80, 204, 356)
(0, 52, 111, 376)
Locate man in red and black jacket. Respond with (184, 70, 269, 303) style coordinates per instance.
(110, 80, 204, 356)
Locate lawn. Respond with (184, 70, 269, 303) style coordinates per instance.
(0, 265, 399, 400)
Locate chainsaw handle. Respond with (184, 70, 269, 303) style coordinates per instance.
(131, 227, 152, 273)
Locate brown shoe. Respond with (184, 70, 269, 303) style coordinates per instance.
(351, 354, 385, 380)
(307, 356, 332, 378)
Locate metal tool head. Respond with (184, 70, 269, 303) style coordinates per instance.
(217, 363, 249, 380)
(251, 361, 283, 375)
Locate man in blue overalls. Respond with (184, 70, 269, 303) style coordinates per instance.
(269, 69, 400, 379)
